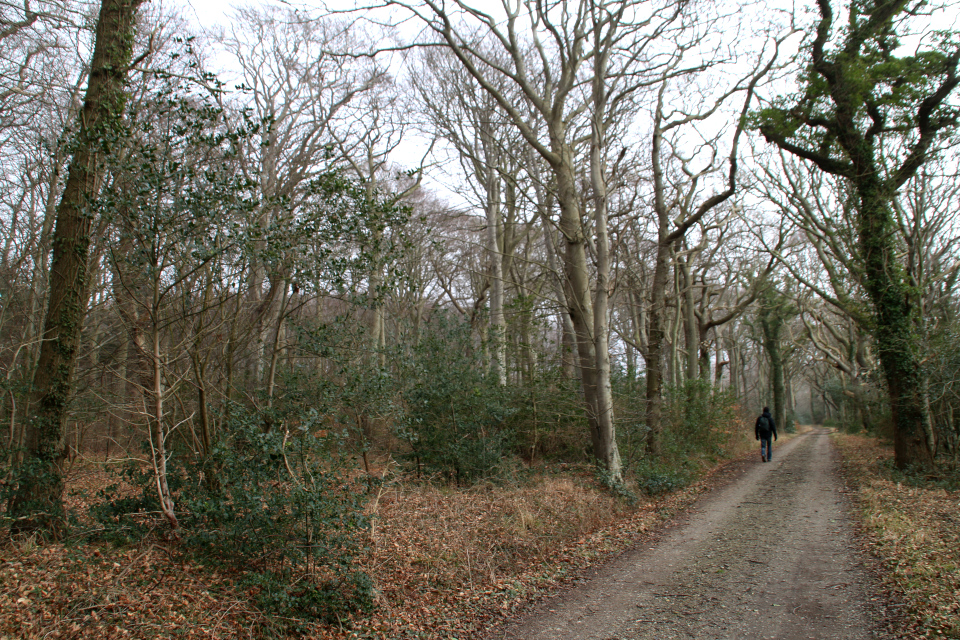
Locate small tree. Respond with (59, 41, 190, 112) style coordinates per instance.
(395, 314, 516, 484)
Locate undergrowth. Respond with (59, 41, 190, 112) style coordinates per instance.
(88, 409, 373, 632)
(835, 433, 960, 639)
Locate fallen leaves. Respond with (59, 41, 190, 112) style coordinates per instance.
(835, 434, 960, 639)
(1, 445, 755, 639)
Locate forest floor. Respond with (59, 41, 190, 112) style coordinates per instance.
(0, 427, 957, 639)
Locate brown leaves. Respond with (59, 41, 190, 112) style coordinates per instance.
(0, 540, 261, 639)
(836, 434, 960, 639)
(1, 454, 748, 639)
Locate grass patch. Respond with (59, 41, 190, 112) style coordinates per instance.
(834, 433, 960, 639)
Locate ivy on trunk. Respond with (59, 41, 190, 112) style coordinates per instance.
(8, 0, 146, 535)
(756, 0, 960, 470)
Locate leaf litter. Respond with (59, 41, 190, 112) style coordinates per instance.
(0, 444, 782, 639)
(835, 434, 960, 639)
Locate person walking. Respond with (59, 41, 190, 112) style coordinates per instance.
(755, 407, 777, 462)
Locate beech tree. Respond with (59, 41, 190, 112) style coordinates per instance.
(412, 46, 543, 384)
(9, 0, 146, 534)
(643, 28, 784, 454)
(756, 0, 960, 469)
(381, 0, 693, 479)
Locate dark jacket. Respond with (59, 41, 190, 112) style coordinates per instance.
(755, 410, 777, 440)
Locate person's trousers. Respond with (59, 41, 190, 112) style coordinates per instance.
(760, 436, 773, 460)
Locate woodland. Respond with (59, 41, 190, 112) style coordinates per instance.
(1, 0, 959, 634)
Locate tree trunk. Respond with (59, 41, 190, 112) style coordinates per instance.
(701, 323, 714, 384)
(263, 281, 290, 432)
(9, 0, 144, 534)
(485, 173, 506, 385)
(147, 322, 178, 531)
(645, 240, 671, 456)
(540, 212, 578, 381)
(759, 292, 787, 438)
(555, 154, 613, 472)
(733, 340, 743, 399)
(859, 192, 934, 468)
(589, 84, 622, 481)
(680, 254, 698, 382)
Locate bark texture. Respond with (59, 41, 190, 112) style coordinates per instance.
(9, 0, 145, 534)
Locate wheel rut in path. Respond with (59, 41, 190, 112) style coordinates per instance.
(492, 429, 888, 640)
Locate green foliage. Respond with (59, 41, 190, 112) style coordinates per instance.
(251, 171, 413, 303)
(102, 67, 260, 263)
(619, 379, 739, 495)
(91, 408, 373, 624)
(611, 373, 651, 472)
(594, 466, 639, 503)
(613, 378, 739, 496)
(394, 314, 517, 484)
(661, 380, 740, 462)
(878, 457, 960, 492)
(508, 374, 592, 464)
(241, 569, 373, 631)
(0, 449, 70, 537)
(820, 375, 892, 437)
(785, 409, 797, 434)
(632, 462, 691, 497)
(755, 0, 960, 174)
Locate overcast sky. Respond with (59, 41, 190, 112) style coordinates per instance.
(176, 0, 374, 31)
(167, 0, 960, 212)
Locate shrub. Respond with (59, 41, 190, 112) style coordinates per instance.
(632, 462, 692, 496)
(661, 380, 739, 463)
(394, 315, 517, 483)
(508, 374, 591, 464)
(616, 379, 740, 494)
(92, 407, 373, 625)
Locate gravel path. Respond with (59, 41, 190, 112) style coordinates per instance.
(492, 428, 891, 640)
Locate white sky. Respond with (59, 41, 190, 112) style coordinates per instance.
(166, 0, 960, 212)
(175, 0, 376, 31)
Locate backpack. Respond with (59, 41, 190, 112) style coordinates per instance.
(757, 414, 772, 436)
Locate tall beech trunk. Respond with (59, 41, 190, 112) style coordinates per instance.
(485, 170, 506, 385)
(537, 201, 578, 382)
(589, 57, 622, 479)
(9, 0, 144, 534)
(555, 157, 610, 470)
(645, 239, 671, 456)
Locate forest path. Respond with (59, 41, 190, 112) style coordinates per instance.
(490, 428, 891, 640)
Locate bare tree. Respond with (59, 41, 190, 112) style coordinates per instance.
(412, 46, 541, 384)
(220, 6, 389, 393)
(380, 0, 701, 479)
(642, 27, 784, 455)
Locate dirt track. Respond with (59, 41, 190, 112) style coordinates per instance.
(491, 428, 894, 640)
